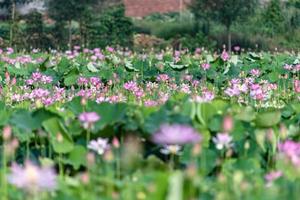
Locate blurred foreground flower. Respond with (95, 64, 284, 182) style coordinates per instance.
(8, 161, 57, 193)
(213, 133, 233, 150)
(265, 171, 282, 187)
(79, 112, 100, 129)
(152, 124, 201, 145)
(278, 140, 300, 166)
(88, 138, 110, 155)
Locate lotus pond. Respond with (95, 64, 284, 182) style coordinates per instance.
(0, 47, 299, 200)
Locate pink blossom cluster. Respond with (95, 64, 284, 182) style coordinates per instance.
(26, 72, 53, 85)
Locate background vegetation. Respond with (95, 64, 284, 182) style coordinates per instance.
(0, 0, 299, 51)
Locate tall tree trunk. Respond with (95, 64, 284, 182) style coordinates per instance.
(68, 20, 72, 50)
(203, 19, 210, 36)
(227, 26, 232, 53)
(9, 0, 16, 47)
(79, 18, 83, 47)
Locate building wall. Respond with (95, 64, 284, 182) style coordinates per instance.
(124, 0, 190, 17)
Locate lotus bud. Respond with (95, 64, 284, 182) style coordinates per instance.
(86, 152, 95, 167)
(279, 123, 287, 140)
(103, 149, 114, 162)
(56, 133, 63, 143)
(5, 71, 10, 84)
(244, 141, 250, 150)
(11, 138, 19, 150)
(192, 143, 201, 156)
(186, 164, 197, 178)
(266, 129, 275, 142)
(233, 171, 244, 185)
(81, 98, 87, 106)
(112, 137, 120, 149)
(11, 77, 16, 85)
(81, 172, 90, 185)
(223, 115, 234, 132)
(3, 126, 12, 141)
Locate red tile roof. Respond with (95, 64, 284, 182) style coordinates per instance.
(124, 0, 190, 17)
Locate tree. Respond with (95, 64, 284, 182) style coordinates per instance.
(287, 0, 300, 30)
(263, 0, 285, 36)
(23, 10, 52, 50)
(47, 0, 98, 49)
(0, 0, 32, 47)
(87, 5, 133, 48)
(189, 0, 214, 36)
(190, 0, 258, 52)
(47, 0, 80, 49)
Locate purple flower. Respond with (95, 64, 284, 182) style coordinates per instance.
(212, 133, 233, 150)
(8, 161, 57, 192)
(152, 124, 201, 145)
(88, 138, 110, 155)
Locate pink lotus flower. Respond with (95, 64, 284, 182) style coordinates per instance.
(283, 64, 293, 70)
(156, 74, 169, 82)
(106, 46, 114, 52)
(278, 140, 300, 166)
(195, 48, 201, 54)
(124, 81, 138, 92)
(8, 161, 57, 192)
(152, 124, 201, 145)
(78, 77, 89, 85)
(88, 138, 110, 155)
(201, 63, 210, 70)
(212, 133, 233, 150)
(223, 116, 233, 132)
(233, 46, 240, 52)
(221, 50, 230, 61)
(250, 69, 261, 77)
(265, 171, 282, 187)
(79, 112, 100, 129)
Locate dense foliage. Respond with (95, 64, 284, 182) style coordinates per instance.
(0, 2, 134, 51)
(0, 47, 299, 199)
(0, 0, 299, 51)
(134, 0, 300, 51)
